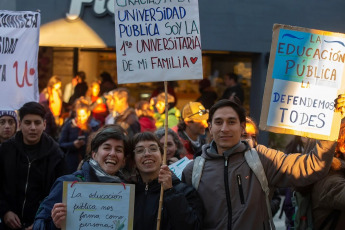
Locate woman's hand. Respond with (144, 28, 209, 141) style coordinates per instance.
(51, 203, 67, 228)
(73, 139, 85, 149)
(158, 165, 173, 191)
(335, 94, 345, 119)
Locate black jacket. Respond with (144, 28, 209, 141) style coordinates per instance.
(0, 131, 66, 228)
(134, 174, 203, 230)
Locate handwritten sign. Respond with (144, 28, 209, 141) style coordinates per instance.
(260, 24, 345, 140)
(168, 157, 192, 180)
(114, 0, 203, 84)
(62, 182, 135, 230)
(0, 10, 40, 110)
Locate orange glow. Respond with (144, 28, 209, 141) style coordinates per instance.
(92, 83, 100, 97)
(245, 123, 256, 135)
(76, 108, 90, 126)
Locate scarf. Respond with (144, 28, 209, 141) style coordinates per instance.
(89, 159, 124, 183)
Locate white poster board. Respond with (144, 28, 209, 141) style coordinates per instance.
(168, 156, 192, 180)
(62, 182, 135, 230)
(114, 0, 203, 84)
(0, 10, 40, 110)
(260, 24, 345, 141)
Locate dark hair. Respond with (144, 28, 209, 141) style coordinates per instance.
(128, 132, 163, 166)
(77, 71, 86, 81)
(208, 99, 246, 124)
(154, 128, 186, 157)
(88, 124, 129, 159)
(100, 72, 113, 82)
(18, 102, 46, 121)
(225, 73, 238, 83)
(335, 122, 345, 160)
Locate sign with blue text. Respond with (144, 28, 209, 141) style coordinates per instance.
(260, 24, 345, 140)
(114, 0, 203, 84)
(168, 156, 192, 180)
(0, 10, 40, 110)
(62, 182, 135, 230)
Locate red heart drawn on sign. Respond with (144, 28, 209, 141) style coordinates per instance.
(30, 68, 35, 75)
(190, 57, 198, 64)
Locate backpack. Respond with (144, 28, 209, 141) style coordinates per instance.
(292, 191, 313, 230)
(192, 148, 276, 230)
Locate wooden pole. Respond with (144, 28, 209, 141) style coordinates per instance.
(156, 81, 168, 230)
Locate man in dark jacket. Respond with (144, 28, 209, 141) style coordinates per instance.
(221, 73, 244, 104)
(0, 102, 66, 230)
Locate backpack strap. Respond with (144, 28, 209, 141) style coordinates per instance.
(191, 156, 205, 190)
(245, 148, 276, 230)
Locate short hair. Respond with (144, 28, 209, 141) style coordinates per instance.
(128, 132, 163, 165)
(225, 73, 238, 83)
(74, 97, 90, 112)
(113, 88, 129, 102)
(154, 128, 186, 157)
(100, 72, 113, 82)
(208, 99, 246, 124)
(18, 102, 46, 121)
(89, 124, 129, 158)
(77, 71, 86, 81)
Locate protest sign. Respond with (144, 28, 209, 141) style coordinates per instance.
(114, 0, 203, 84)
(62, 182, 135, 230)
(168, 156, 192, 180)
(260, 24, 345, 140)
(0, 10, 40, 110)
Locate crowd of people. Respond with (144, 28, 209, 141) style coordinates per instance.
(0, 71, 344, 230)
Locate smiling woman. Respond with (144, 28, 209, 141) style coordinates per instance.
(128, 132, 203, 230)
(32, 125, 130, 229)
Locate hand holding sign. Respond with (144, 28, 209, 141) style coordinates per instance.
(158, 165, 173, 191)
(335, 94, 345, 119)
(51, 203, 67, 228)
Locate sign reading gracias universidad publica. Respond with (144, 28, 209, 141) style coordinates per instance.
(63, 182, 135, 230)
(0, 10, 40, 110)
(260, 24, 345, 141)
(114, 0, 203, 84)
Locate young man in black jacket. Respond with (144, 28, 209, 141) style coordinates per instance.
(0, 102, 66, 230)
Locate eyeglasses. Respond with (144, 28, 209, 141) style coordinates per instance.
(0, 119, 15, 126)
(187, 107, 209, 118)
(134, 145, 159, 155)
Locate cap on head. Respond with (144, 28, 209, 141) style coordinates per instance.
(0, 110, 17, 121)
(0, 110, 18, 129)
(157, 92, 175, 103)
(182, 102, 209, 121)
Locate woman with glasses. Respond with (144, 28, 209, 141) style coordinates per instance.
(129, 132, 203, 230)
(33, 125, 129, 230)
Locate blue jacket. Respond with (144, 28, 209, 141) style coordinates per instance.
(59, 119, 99, 173)
(33, 162, 97, 230)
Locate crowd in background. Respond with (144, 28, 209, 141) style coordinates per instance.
(0, 71, 344, 230)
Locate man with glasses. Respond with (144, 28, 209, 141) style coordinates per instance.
(0, 111, 17, 144)
(174, 102, 209, 159)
